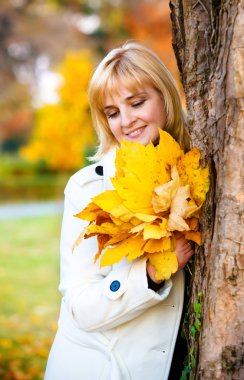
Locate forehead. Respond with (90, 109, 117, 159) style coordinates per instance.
(99, 67, 152, 106)
(104, 82, 147, 105)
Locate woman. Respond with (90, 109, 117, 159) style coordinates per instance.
(45, 41, 193, 380)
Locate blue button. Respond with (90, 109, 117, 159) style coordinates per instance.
(110, 280, 120, 292)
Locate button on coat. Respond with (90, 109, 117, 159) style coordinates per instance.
(110, 280, 121, 292)
(95, 165, 103, 176)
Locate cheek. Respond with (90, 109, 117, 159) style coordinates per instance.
(154, 107, 166, 128)
(108, 121, 121, 138)
(107, 119, 115, 131)
(145, 101, 165, 126)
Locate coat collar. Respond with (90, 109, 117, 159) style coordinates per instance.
(101, 148, 117, 191)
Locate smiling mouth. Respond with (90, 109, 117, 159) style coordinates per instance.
(126, 126, 146, 137)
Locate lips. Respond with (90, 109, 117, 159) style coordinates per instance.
(126, 126, 146, 137)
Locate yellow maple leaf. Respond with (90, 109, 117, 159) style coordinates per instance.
(100, 235, 145, 267)
(177, 147, 210, 205)
(111, 140, 160, 214)
(130, 222, 147, 234)
(75, 202, 108, 221)
(156, 129, 183, 169)
(104, 233, 132, 247)
(144, 235, 172, 254)
(134, 213, 157, 222)
(159, 219, 172, 237)
(110, 204, 134, 222)
(86, 222, 121, 235)
(152, 165, 180, 213)
(147, 251, 178, 281)
(92, 190, 123, 213)
(75, 131, 210, 279)
(167, 185, 199, 231)
(144, 238, 165, 253)
(162, 237, 173, 251)
(143, 224, 165, 240)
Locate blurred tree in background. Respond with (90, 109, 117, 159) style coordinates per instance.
(0, 0, 178, 174)
(21, 51, 95, 171)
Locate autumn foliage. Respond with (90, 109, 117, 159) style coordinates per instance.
(123, 2, 181, 88)
(21, 51, 95, 171)
(75, 131, 210, 280)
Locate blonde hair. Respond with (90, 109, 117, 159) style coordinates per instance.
(88, 41, 191, 160)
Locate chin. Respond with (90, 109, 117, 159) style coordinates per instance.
(140, 136, 158, 146)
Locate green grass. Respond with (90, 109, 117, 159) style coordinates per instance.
(0, 215, 62, 379)
(0, 153, 70, 203)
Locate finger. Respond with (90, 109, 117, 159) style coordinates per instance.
(176, 243, 194, 253)
(182, 241, 195, 250)
(181, 241, 193, 249)
(186, 242, 194, 251)
(175, 236, 193, 247)
(177, 249, 194, 269)
(186, 248, 194, 258)
(180, 245, 194, 257)
(180, 247, 194, 256)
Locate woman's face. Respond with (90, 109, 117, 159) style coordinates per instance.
(103, 83, 166, 146)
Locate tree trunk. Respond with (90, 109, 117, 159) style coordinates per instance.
(169, 1, 244, 379)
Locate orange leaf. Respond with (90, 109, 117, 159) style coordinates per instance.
(94, 234, 111, 262)
(185, 231, 202, 245)
(186, 217, 199, 231)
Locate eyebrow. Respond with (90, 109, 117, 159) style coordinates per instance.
(103, 91, 148, 111)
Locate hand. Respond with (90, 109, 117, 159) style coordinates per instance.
(174, 232, 194, 271)
(146, 233, 194, 283)
(146, 261, 163, 284)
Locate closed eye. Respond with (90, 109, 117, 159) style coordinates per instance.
(132, 99, 145, 108)
(107, 110, 119, 119)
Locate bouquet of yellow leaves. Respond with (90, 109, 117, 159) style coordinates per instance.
(75, 130, 210, 281)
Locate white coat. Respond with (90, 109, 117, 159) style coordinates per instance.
(44, 149, 185, 380)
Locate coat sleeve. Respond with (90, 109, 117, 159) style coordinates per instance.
(59, 170, 173, 333)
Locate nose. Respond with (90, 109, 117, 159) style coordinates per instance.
(120, 107, 136, 129)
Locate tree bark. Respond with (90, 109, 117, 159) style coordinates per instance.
(169, 1, 244, 379)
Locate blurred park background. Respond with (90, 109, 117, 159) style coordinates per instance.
(0, 0, 181, 378)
